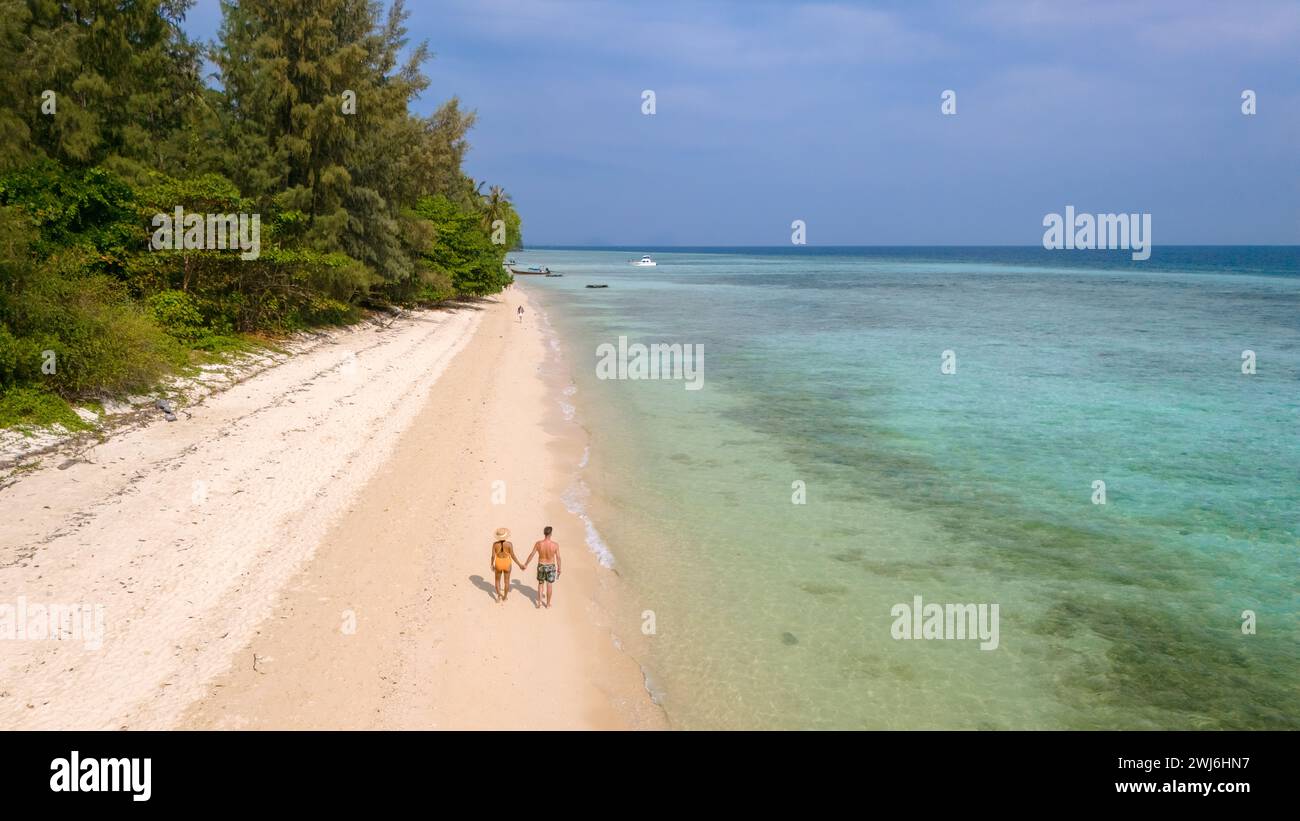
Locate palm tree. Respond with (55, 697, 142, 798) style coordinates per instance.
(479, 184, 511, 230)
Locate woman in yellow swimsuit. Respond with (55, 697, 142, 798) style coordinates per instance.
(490, 527, 523, 603)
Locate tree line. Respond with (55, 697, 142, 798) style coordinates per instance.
(0, 0, 520, 428)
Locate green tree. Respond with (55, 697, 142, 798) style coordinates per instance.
(1, 0, 203, 170)
(213, 0, 431, 283)
(415, 195, 512, 297)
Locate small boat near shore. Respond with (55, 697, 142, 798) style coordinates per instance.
(585, 284, 608, 288)
(509, 265, 551, 275)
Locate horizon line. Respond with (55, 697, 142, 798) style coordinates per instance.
(521, 243, 1300, 249)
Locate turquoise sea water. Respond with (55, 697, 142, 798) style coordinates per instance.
(519, 247, 1299, 730)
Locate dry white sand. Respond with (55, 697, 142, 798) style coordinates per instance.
(0, 290, 661, 730)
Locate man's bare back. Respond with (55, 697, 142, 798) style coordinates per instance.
(533, 537, 558, 563)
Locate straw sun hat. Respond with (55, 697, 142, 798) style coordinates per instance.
(494, 527, 510, 540)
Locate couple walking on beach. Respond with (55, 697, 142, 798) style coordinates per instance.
(491, 526, 561, 608)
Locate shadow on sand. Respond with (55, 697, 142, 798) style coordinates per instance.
(469, 574, 539, 606)
(509, 579, 539, 606)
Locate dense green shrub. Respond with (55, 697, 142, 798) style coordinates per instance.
(15, 268, 183, 396)
(0, 324, 34, 387)
(147, 290, 206, 343)
(414, 195, 513, 297)
(0, 161, 138, 269)
(0, 385, 90, 431)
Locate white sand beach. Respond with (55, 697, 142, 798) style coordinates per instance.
(0, 288, 662, 730)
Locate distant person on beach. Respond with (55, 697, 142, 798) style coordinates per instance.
(522, 526, 561, 608)
(490, 527, 524, 603)
(517, 305, 524, 323)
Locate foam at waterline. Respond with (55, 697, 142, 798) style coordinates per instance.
(531, 285, 666, 716)
(539, 308, 562, 354)
(561, 477, 615, 568)
(606, 637, 668, 707)
(559, 385, 578, 420)
(641, 668, 667, 707)
(537, 302, 614, 567)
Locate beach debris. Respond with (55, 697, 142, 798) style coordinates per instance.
(781, 631, 799, 646)
(155, 398, 178, 421)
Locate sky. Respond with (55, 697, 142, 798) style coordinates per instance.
(183, 0, 1300, 246)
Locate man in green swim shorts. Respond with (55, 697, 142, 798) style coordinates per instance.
(522, 525, 561, 609)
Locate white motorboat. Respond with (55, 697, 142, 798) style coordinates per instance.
(631, 255, 657, 267)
